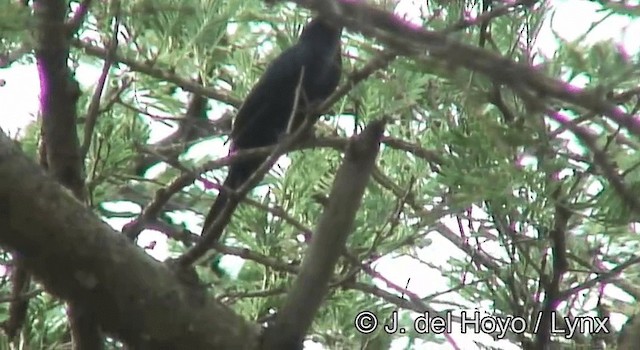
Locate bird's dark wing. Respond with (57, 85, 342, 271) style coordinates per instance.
(230, 48, 305, 150)
(201, 18, 342, 239)
(202, 48, 305, 234)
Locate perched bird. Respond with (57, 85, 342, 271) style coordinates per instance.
(202, 17, 342, 235)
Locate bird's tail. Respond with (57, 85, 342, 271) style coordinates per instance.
(201, 163, 255, 235)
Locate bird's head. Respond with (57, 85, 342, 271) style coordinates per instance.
(298, 17, 342, 46)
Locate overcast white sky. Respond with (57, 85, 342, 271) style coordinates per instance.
(1, 1, 639, 349)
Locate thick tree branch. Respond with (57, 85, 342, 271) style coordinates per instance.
(35, 0, 98, 346)
(286, 0, 640, 136)
(121, 0, 517, 183)
(35, 0, 85, 199)
(261, 118, 386, 350)
(0, 130, 259, 349)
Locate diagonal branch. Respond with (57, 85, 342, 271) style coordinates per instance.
(0, 129, 260, 349)
(287, 0, 640, 136)
(80, 1, 121, 159)
(261, 118, 386, 350)
(65, 0, 93, 36)
(545, 109, 640, 213)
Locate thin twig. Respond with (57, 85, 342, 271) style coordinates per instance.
(81, 2, 121, 158)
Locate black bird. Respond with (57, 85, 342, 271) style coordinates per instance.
(202, 17, 342, 235)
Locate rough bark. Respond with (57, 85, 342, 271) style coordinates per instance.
(261, 119, 385, 349)
(0, 130, 260, 349)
